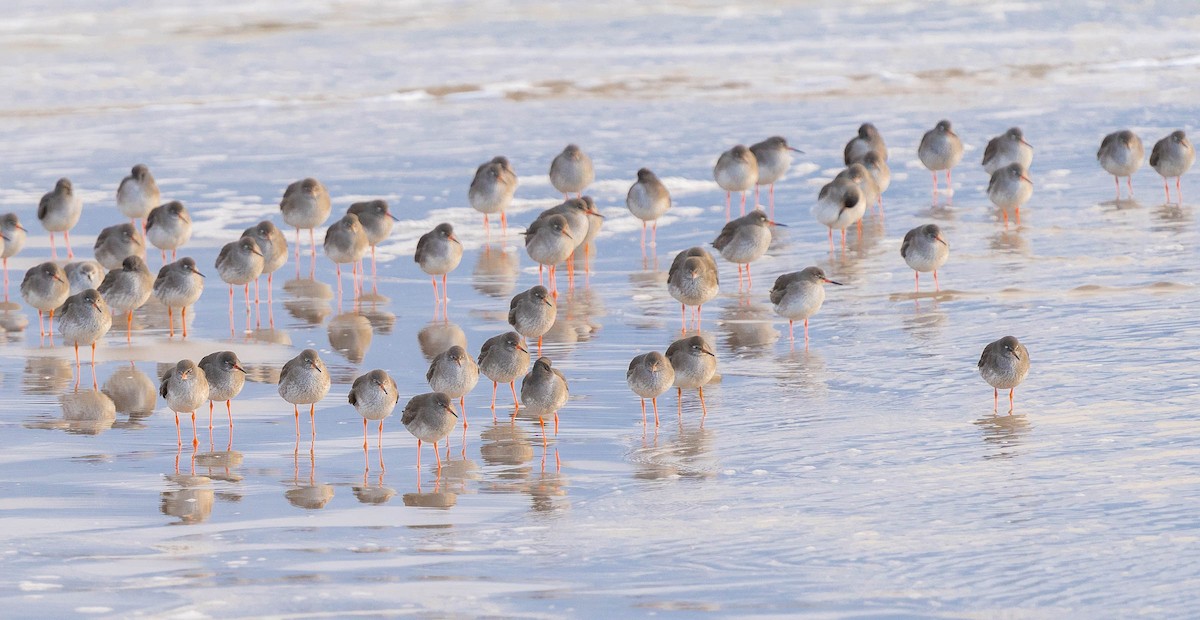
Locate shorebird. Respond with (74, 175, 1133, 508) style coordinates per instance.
(324, 212, 369, 301)
(834, 163, 880, 218)
(1149, 130, 1195, 204)
(665, 335, 717, 421)
(477, 331, 530, 411)
(667, 247, 719, 331)
(750, 136, 803, 215)
(116, 164, 160, 228)
(65, 261, 104, 295)
(549, 144, 594, 199)
(414, 222, 463, 316)
(159, 359, 210, 448)
(1097, 129, 1144, 200)
(349, 369, 400, 468)
(861, 152, 891, 213)
(768, 266, 842, 344)
(469, 156, 518, 234)
(712, 210, 781, 290)
(93, 223, 145, 271)
(523, 213, 574, 297)
(901, 224, 949, 292)
(57, 288, 112, 387)
(626, 351, 675, 427)
(987, 163, 1034, 227)
(426, 345, 480, 429)
(347, 199, 398, 279)
(198, 351, 246, 444)
(278, 348, 331, 439)
(714, 145, 758, 218)
(918, 120, 963, 197)
(508, 285, 556, 353)
(144, 201, 192, 263)
(0, 213, 26, 290)
(98, 256, 153, 340)
(843, 122, 888, 165)
(520, 356, 569, 437)
(813, 177, 866, 251)
(982, 127, 1034, 175)
(242, 220, 288, 309)
(626, 168, 671, 248)
(215, 236, 264, 329)
(280, 177, 332, 269)
(152, 257, 205, 338)
(537, 198, 594, 286)
(38, 178, 83, 259)
(978, 335, 1030, 413)
(20, 261, 69, 337)
(401, 392, 458, 470)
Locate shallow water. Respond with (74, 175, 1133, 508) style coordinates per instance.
(2, 1, 1199, 617)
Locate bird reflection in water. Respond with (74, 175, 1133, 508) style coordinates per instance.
(23, 356, 74, 395)
(720, 300, 779, 354)
(634, 424, 717, 481)
(974, 412, 1032, 460)
(357, 290, 395, 335)
(480, 420, 536, 489)
(417, 320, 467, 361)
(102, 363, 157, 428)
(327, 312, 372, 364)
(195, 449, 244, 484)
(162, 443, 214, 524)
(282, 276, 333, 327)
(542, 287, 603, 347)
(472, 243, 519, 299)
(989, 229, 1029, 255)
(353, 469, 397, 505)
(285, 444, 333, 510)
(25, 389, 117, 434)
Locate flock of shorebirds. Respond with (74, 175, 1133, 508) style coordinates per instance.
(6, 120, 1194, 469)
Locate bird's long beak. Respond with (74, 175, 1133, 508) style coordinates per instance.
(936, 236, 948, 246)
(517, 344, 529, 354)
(768, 221, 788, 227)
(543, 298, 554, 307)
(234, 364, 246, 373)
(251, 247, 263, 257)
(1021, 175, 1033, 185)
(388, 212, 399, 221)
(0, 234, 7, 242)
(562, 230, 574, 240)
(788, 147, 804, 153)
(450, 234, 461, 245)
(16, 224, 26, 232)
(181, 370, 190, 380)
(376, 379, 387, 394)
(52, 274, 65, 283)
(447, 405, 458, 418)
(702, 347, 715, 357)
(194, 269, 206, 278)
(947, 129, 958, 137)
(823, 278, 844, 286)
(1011, 350, 1021, 360)
(1021, 138, 1032, 149)
(132, 235, 142, 245)
(455, 357, 463, 367)
(91, 300, 101, 311)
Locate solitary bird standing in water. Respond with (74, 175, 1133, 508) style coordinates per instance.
(508, 285, 556, 354)
(159, 359, 210, 448)
(750, 136, 803, 216)
(978, 336, 1030, 413)
(520, 356, 569, 439)
(58, 288, 112, 388)
(1097, 129, 1144, 200)
(414, 222, 463, 317)
(98, 256, 154, 341)
(666, 335, 717, 422)
(198, 350, 247, 446)
(1149, 130, 1195, 204)
(21, 261, 69, 337)
(116, 164, 160, 229)
(626, 168, 672, 249)
(478, 331, 530, 411)
(349, 369, 400, 469)
(426, 345, 480, 430)
(667, 247, 719, 332)
(981, 127, 1034, 175)
(714, 145, 759, 218)
(280, 178, 332, 272)
(712, 210, 783, 291)
(549, 144, 594, 199)
(402, 392, 458, 470)
(469, 156, 518, 234)
(347, 199, 399, 280)
(987, 163, 1034, 227)
(93, 223, 144, 271)
(278, 348, 331, 440)
(626, 351, 675, 428)
(144, 201, 192, 263)
(918, 120, 963, 198)
(900, 224, 950, 292)
(38, 177, 83, 260)
(152, 257, 205, 338)
(769, 266, 842, 345)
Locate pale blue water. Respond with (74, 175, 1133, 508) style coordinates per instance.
(1, 1, 1198, 617)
